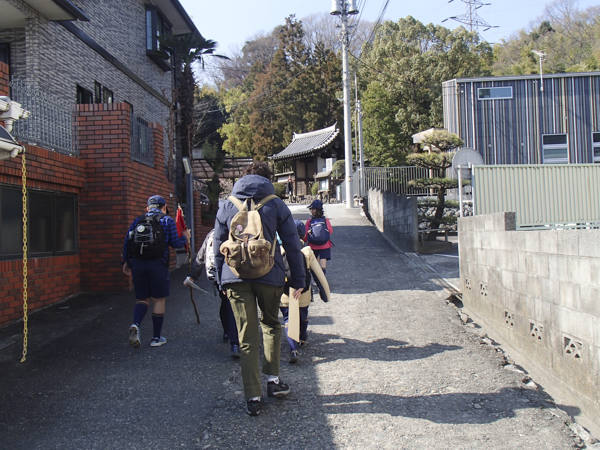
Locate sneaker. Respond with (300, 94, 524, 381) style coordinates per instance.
(150, 336, 167, 347)
(231, 344, 241, 359)
(267, 379, 290, 398)
(289, 350, 299, 364)
(129, 324, 140, 348)
(246, 398, 262, 416)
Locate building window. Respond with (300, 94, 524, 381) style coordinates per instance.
(103, 87, 113, 104)
(94, 82, 102, 104)
(0, 185, 77, 259)
(478, 86, 513, 100)
(146, 7, 172, 71)
(131, 114, 154, 167)
(542, 134, 569, 164)
(76, 85, 93, 104)
(593, 133, 600, 163)
(0, 43, 10, 65)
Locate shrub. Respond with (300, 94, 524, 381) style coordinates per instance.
(273, 182, 287, 199)
(311, 182, 319, 195)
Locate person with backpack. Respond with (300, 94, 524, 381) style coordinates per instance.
(304, 199, 333, 299)
(184, 229, 240, 359)
(214, 162, 305, 416)
(122, 195, 190, 348)
(280, 220, 330, 363)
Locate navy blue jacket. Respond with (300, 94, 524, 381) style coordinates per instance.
(214, 175, 305, 289)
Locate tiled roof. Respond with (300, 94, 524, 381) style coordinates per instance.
(271, 124, 339, 161)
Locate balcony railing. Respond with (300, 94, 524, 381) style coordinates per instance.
(9, 78, 77, 155)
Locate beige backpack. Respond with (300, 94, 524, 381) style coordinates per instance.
(219, 194, 278, 279)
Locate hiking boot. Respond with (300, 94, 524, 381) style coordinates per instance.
(246, 398, 262, 416)
(289, 350, 299, 364)
(267, 379, 290, 398)
(150, 336, 167, 347)
(231, 344, 241, 359)
(129, 324, 140, 348)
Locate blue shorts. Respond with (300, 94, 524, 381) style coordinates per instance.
(130, 258, 170, 299)
(312, 248, 331, 261)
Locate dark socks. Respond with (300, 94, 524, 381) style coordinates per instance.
(152, 313, 164, 339)
(133, 302, 148, 326)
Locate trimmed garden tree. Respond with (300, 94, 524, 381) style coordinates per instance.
(407, 130, 463, 241)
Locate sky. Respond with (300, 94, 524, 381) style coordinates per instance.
(179, 0, 599, 56)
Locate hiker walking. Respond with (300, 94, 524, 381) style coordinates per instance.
(280, 220, 330, 364)
(304, 199, 333, 300)
(122, 195, 190, 348)
(214, 162, 305, 416)
(184, 229, 240, 359)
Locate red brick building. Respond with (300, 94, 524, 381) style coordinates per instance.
(0, 62, 210, 327)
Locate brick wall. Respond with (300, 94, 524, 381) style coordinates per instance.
(0, 144, 86, 326)
(77, 103, 174, 291)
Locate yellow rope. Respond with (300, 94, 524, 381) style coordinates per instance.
(20, 151, 28, 363)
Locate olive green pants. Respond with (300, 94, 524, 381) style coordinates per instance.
(226, 282, 284, 399)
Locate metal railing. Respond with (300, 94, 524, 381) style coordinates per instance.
(131, 114, 154, 166)
(9, 78, 77, 155)
(338, 166, 430, 202)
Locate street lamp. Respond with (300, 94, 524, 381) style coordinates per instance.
(531, 50, 545, 92)
(330, 0, 358, 208)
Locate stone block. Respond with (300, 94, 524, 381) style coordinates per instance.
(527, 253, 549, 278)
(525, 231, 541, 253)
(556, 307, 594, 343)
(542, 278, 560, 306)
(507, 231, 526, 253)
(493, 212, 516, 231)
(574, 258, 592, 286)
(526, 275, 542, 297)
(557, 230, 579, 256)
(518, 252, 528, 273)
(476, 248, 487, 266)
(590, 258, 600, 288)
(559, 281, 580, 310)
(578, 286, 600, 318)
(501, 269, 515, 292)
(516, 272, 528, 295)
(539, 230, 559, 254)
(578, 230, 600, 258)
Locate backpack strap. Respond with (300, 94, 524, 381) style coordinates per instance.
(254, 194, 278, 211)
(228, 196, 246, 211)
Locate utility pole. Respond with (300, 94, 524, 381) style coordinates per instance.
(357, 100, 365, 197)
(331, 0, 358, 208)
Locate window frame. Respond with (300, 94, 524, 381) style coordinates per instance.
(593, 132, 600, 163)
(0, 185, 78, 260)
(76, 85, 93, 104)
(478, 86, 513, 101)
(542, 133, 569, 164)
(145, 6, 173, 71)
(102, 87, 114, 104)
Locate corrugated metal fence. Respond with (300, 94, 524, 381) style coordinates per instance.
(472, 164, 600, 229)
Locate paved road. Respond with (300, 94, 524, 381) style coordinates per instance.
(0, 204, 580, 449)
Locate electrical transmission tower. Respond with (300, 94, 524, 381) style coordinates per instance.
(442, 0, 497, 33)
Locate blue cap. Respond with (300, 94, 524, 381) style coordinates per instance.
(308, 199, 323, 209)
(294, 220, 305, 239)
(148, 195, 167, 206)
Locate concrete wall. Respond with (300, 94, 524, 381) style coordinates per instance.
(459, 212, 600, 431)
(366, 188, 418, 252)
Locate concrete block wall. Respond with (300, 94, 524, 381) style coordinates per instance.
(366, 188, 418, 252)
(459, 212, 600, 429)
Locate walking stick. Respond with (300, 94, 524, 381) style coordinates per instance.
(187, 245, 200, 325)
(177, 205, 200, 324)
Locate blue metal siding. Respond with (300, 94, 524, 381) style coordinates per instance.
(443, 73, 600, 166)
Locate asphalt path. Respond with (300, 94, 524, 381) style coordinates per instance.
(0, 204, 581, 449)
